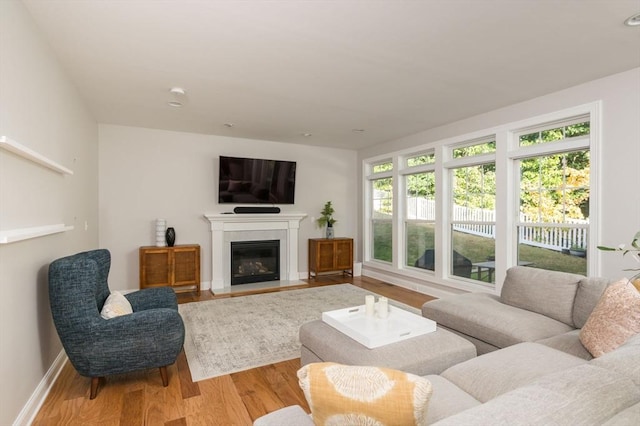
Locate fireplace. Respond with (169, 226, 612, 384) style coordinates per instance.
(204, 212, 306, 291)
(231, 240, 280, 285)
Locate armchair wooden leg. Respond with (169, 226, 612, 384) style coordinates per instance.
(90, 377, 101, 399)
(159, 366, 169, 387)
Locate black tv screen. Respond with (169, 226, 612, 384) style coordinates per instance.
(218, 156, 296, 204)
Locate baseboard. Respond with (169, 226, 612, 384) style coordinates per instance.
(362, 268, 463, 299)
(13, 350, 67, 426)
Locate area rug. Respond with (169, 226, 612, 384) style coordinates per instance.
(178, 284, 417, 382)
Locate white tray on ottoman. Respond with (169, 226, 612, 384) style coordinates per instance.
(322, 305, 437, 348)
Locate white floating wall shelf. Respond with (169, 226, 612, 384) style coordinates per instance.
(0, 136, 75, 243)
(0, 224, 74, 244)
(0, 135, 74, 175)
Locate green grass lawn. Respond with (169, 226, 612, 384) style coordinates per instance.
(373, 222, 587, 281)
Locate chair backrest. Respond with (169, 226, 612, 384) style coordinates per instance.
(48, 249, 112, 365)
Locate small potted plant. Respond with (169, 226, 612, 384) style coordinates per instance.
(317, 201, 337, 239)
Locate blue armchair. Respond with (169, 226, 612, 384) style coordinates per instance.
(48, 249, 185, 399)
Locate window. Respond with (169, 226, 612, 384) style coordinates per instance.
(519, 121, 590, 147)
(450, 161, 496, 282)
(372, 161, 393, 173)
(406, 153, 435, 167)
(368, 161, 393, 263)
(452, 140, 496, 158)
(362, 103, 598, 291)
(404, 152, 436, 270)
(515, 119, 590, 276)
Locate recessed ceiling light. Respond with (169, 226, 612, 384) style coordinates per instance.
(352, 128, 366, 133)
(624, 12, 640, 26)
(301, 133, 312, 137)
(224, 123, 234, 128)
(168, 101, 183, 108)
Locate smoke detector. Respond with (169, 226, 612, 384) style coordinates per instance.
(168, 87, 187, 107)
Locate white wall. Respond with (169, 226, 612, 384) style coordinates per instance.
(99, 124, 358, 290)
(0, 1, 98, 424)
(359, 68, 640, 283)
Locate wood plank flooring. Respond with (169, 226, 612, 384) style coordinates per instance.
(32, 276, 435, 425)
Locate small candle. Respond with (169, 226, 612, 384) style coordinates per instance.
(365, 295, 375, 317)
(378, 296, 389, 319)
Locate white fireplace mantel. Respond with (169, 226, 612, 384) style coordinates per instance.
(204, 212, 307, 291)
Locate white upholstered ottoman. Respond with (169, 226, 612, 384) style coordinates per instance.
(299, 319, 477, 376)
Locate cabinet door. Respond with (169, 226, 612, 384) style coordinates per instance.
(316, 240, 337, 271)
(174, 247, 199, 285)
(334, 239, 353, 270)
(141, 249, 171, 287)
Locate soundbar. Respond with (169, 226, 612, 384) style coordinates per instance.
(233, 206, 281, 214)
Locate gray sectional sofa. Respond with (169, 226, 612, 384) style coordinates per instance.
(422, 266, 612, 357)
(254, 267, 640, 425)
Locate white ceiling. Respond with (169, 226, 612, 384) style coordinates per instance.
(22, 0, 640, 150)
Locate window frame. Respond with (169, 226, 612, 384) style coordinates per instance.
(401, 150, 437, 273)
(364, 158, 395, 265)
(362, 101, 601, 293)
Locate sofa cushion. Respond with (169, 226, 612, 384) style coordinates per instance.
(297, 362, 432, 426)
(602, 402, 640, 426)
(536, 329, 593, 360)
(500, 266, 582, 326)
(573, 276, 611, 328)
(440, 342, 586, 403)
(590, 332, 640, 388)
(424, 375, 481, 424)
(580, 279, 640, 357)
(422, 293, 573, 349)
(433, 364, 640, 426)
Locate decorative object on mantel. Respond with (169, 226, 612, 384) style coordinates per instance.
(317, 201, 337, 239)
(598, 230, 640, 291)
(156, 219, 166, 247)
(165, 227, 176, 247)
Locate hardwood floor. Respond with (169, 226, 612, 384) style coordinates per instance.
(32, 276, 435, 425)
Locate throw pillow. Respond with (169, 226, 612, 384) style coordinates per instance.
(297, 362, 432, 426)
(100, 291, 133, 319)
(579, 279, 640, 357)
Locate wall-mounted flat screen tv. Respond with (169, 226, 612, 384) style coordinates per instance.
(218, 156, 296, 204)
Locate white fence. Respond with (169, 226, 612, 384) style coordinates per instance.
(406, 197, 588, 251)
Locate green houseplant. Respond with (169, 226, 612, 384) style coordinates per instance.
(597, 230, 640, 287)
(317, 201, 337, 239)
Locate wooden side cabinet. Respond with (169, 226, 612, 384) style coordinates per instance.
(139, 244, 201, 295)
(308, 238, 353, 279)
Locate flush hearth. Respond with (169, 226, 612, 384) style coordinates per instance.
(231, 240, 280, 285)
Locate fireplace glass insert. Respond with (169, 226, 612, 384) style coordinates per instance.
(231, 240, 280, 285)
